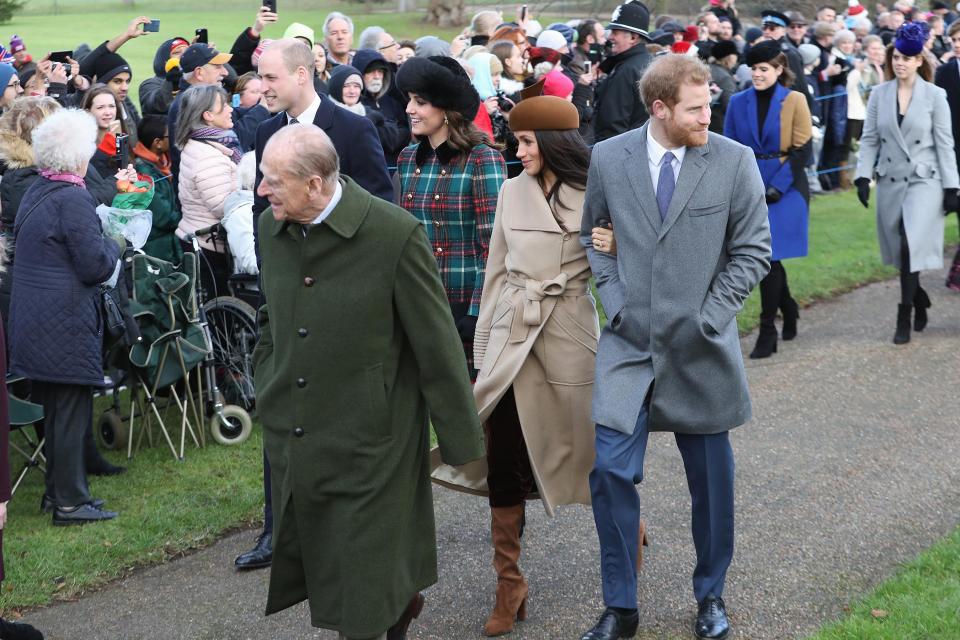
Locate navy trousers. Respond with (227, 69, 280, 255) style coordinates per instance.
(590, 404, 735, 608)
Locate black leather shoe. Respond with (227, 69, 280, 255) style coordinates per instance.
(87, 461, 127, 476)
(234, 532, 272, 570)
(695, 597, 730, 639)
(386, 592, 425, 640)
(52, 504, 118, 526)
(41, 495, 105, 514)
(0, 617, 44, 640)
(580, 608, 639, 640)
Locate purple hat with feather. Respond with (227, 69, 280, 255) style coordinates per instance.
(894, 22, 929, 57)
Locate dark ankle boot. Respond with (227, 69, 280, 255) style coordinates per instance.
(946, 248, 960, 292)
(0, 618, 44, 640)
(749, 321, 778, 359)
(894, 304, 912, 345)
(913, 287, 931, 332)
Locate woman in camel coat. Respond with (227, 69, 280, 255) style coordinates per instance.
(432, 95, 600, 637)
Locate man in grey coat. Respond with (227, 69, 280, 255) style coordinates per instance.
(578, 54, 771, 640)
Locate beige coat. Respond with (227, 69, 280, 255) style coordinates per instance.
(431, 171, 598, 516)
(176, 139, 237, 252)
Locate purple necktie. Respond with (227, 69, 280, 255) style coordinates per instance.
(657, 151, 676, 221)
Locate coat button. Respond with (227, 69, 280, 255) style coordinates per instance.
(440, 169, 447, 176)
(904, 177, 908, 182)
(293, 427, 304, 437)
(415, 168, 421, 175)
(406, 193, 413, 200)
(436, 247, 443, 254)
(298, 327, 308, 337)
(882, 137, 887, 142)
(915, 140, 921, 144)
(297, 377, 306, 388)
(434, 194, 440, 200)
(433, 220, 440, 226)
(304, 276, 315, 287)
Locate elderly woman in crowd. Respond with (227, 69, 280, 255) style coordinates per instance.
(175, 84, 240, 298)
(8, 108, 122, 525)
(856, 22, 960, 344)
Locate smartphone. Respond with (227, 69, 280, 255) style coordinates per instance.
(115, 134, 130, 171)
(520, 4, 527, 21)
(195, 28, 208, 44)
(584, 60, 592, 74)
(263, 0, 277, 11)
(144, 19, 160, 33)
(231, 93, 241, 108)
(49, 50, 72, 64)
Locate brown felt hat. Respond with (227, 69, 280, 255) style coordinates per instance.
(508, 95, 580, 132)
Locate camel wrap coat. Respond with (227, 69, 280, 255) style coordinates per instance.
(431, 172, 598, 516)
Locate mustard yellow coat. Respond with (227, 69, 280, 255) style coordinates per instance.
(432, 171, 598, 516)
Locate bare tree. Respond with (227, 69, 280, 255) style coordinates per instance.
(426, 0, 466, 27)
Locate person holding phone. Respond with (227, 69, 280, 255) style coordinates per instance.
(139, 37, 190, 117)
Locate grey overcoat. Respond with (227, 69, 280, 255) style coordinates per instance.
(580, 125, 771, 436)
(856, 78, 960, 272)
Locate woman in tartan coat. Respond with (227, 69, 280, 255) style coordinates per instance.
(396, 57, 507, 372)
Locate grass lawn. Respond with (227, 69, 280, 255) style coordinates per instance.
(808, 526, 960, 639)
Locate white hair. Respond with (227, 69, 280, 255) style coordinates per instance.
(833, 29, 857, 46)
(238, 151, 256, 191)
(323, 12, 354, 37)
(358, 26, 385, 51)
(32, 108, 96, 173)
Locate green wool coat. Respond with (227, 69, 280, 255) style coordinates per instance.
(254, 176, 485, 638)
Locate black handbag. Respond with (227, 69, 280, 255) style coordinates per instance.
(99, 285, 126, 339)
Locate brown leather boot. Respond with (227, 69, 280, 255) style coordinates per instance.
(483, 504, 528, 636)
(637, 519, 650, 570)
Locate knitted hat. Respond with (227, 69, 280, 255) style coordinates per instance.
(283, 22, 315, 48)
(671, 41, 693, 54)
(545, 23, 576, 45)
(683, 25, 699, 42)
(798, 43, 822, 66)
(894, 22, 929, 56)
(328, 64, 362, 103)
(414, 36, 450, 58)
(744, 27, 763, 44)
(0, 64, 16, 91)
(395, 56, 480, 120)
(542, 69, 574, 98)
(536, 30, 568, 52)
(710, 40, 738, 61)
(608, 1, 651, 40)
(745, 39, 782, 66)
(9, 35, 24, 54)
(508, 95, 579, 131)
(90, 50, 132, 84)
(847, 1, 867, 17)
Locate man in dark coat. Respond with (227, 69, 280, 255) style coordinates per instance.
(255, 122, 484, 639)
(138, 37, 189, 117)
(233, 38, 394, 574)
(593, 1, 654, 142)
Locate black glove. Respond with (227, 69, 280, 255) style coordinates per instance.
(764, 187, 782, 204)
(855, 177, 871, 208)
(943, 188, 960, 214)
(165, 65, 183, 88)
(455, 315, 477, 341)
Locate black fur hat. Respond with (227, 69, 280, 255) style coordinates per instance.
(395, 56, 480, 120)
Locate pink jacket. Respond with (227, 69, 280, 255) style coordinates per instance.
(176, 139, 238, 252)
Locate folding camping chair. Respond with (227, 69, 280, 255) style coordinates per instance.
(8, 375, 44, 495)
(124, 252, 208, 460)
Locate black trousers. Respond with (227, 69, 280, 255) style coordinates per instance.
(485, 387, 535, 508)
(899, 219, 919, 305)
(33, 381, 92, 508)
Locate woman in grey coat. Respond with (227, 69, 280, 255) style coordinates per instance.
(855, 22, 960, 345)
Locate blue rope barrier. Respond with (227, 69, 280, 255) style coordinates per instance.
(814, 91, 847, 102)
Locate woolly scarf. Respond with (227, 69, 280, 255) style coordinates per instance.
(189, 127, 242, 165)
(40, 169, 85, 188)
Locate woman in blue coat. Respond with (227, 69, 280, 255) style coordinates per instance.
(725, 40, 812, 359)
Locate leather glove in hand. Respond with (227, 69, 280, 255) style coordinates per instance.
(455, 315, 478, 341)
(764, 187, 782, 204)
(165, 65, 183, 87)
(855, 177, 871, 208)
(943, 188, 960, 215)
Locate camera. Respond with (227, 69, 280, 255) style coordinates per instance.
(495, 90, 514, 113)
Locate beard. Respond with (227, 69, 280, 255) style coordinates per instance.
(366, 79, 383, 94)
(664, 115, 709, 148)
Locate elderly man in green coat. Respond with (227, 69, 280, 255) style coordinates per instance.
(254, 123, 485, 640)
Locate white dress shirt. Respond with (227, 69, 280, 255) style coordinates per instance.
(287, 93, 323, 126)
(646, 127, 686, 195)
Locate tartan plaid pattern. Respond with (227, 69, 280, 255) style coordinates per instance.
(397, 141, 506, 317)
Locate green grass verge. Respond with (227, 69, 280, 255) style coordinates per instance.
(808, 526, 960, 639)
(0, 393, 263, 614)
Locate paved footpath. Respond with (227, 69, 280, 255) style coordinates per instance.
(23, 272, 960, 640)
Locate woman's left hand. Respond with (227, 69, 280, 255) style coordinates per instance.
(943, 188, 959, 214)
(592, 224, 616, 255)
(0, 501, 8, 530)
(484, 95, 499, 116)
